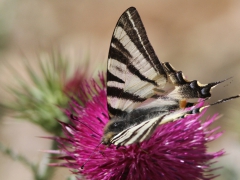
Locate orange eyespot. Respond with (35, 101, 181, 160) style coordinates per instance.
(179, 99, 187, 109)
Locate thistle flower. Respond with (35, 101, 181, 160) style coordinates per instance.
(52, 73, 224, 180)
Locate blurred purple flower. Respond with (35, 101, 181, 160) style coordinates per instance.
(64, 69, 88, 95)
(53, 74, 224, 180)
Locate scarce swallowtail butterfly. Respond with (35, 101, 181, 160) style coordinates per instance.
(102, 7, 239, 147)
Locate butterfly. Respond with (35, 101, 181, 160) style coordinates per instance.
(101, 7, 239, 147)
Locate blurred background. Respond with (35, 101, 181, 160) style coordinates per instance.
(0, 0, 240, 179)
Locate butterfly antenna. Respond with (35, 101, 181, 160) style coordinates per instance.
(211, 76, 233, 87)
(81, 141, 105, 169)
(191, 94, 240, 114)
(209, 94, 240, 107)
(223, 78, 233, 87)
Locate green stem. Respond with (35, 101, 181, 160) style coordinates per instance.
(0, 142, 34, 168)
(34, 140, 58, 180)
(0, 140, 58, 180)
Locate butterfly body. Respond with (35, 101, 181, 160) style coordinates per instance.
(102, 7, 239, 147)
(102, 104, 172, 145)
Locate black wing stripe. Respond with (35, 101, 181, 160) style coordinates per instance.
(116, 121, 149, 145)
(111, 36, 132, 59)
(128, 64, 158, 86)
(108, 86, 146, 102)
(107, 70, 125, 84)
(110, 46, 157, 86)
(117, 8, 166, 77)
(107, 103, 127, 117)
(125, 121, 151, 145)
(109, 44, 128, 64)
(163, 62, 176, 74)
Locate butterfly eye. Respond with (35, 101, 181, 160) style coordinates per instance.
(113, 122, 120, 127)
(108, 121, 126, 132)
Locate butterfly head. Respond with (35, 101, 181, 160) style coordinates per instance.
(101, 132, 115, 146)
(102, 117, 128, 146)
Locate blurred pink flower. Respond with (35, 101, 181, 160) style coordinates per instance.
(64, 69, 88, 95)
(53, 74, 224, 180)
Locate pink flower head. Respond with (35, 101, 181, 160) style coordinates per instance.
(54, 74, 224, 180)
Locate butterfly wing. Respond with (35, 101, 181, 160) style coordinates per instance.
(110, 94, 240, 146)
(107, 7, 167, 118)
(107, 7, 223, 119)
(104, 7, 228, 146)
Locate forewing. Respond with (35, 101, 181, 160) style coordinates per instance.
(107, 7, 167, 118)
